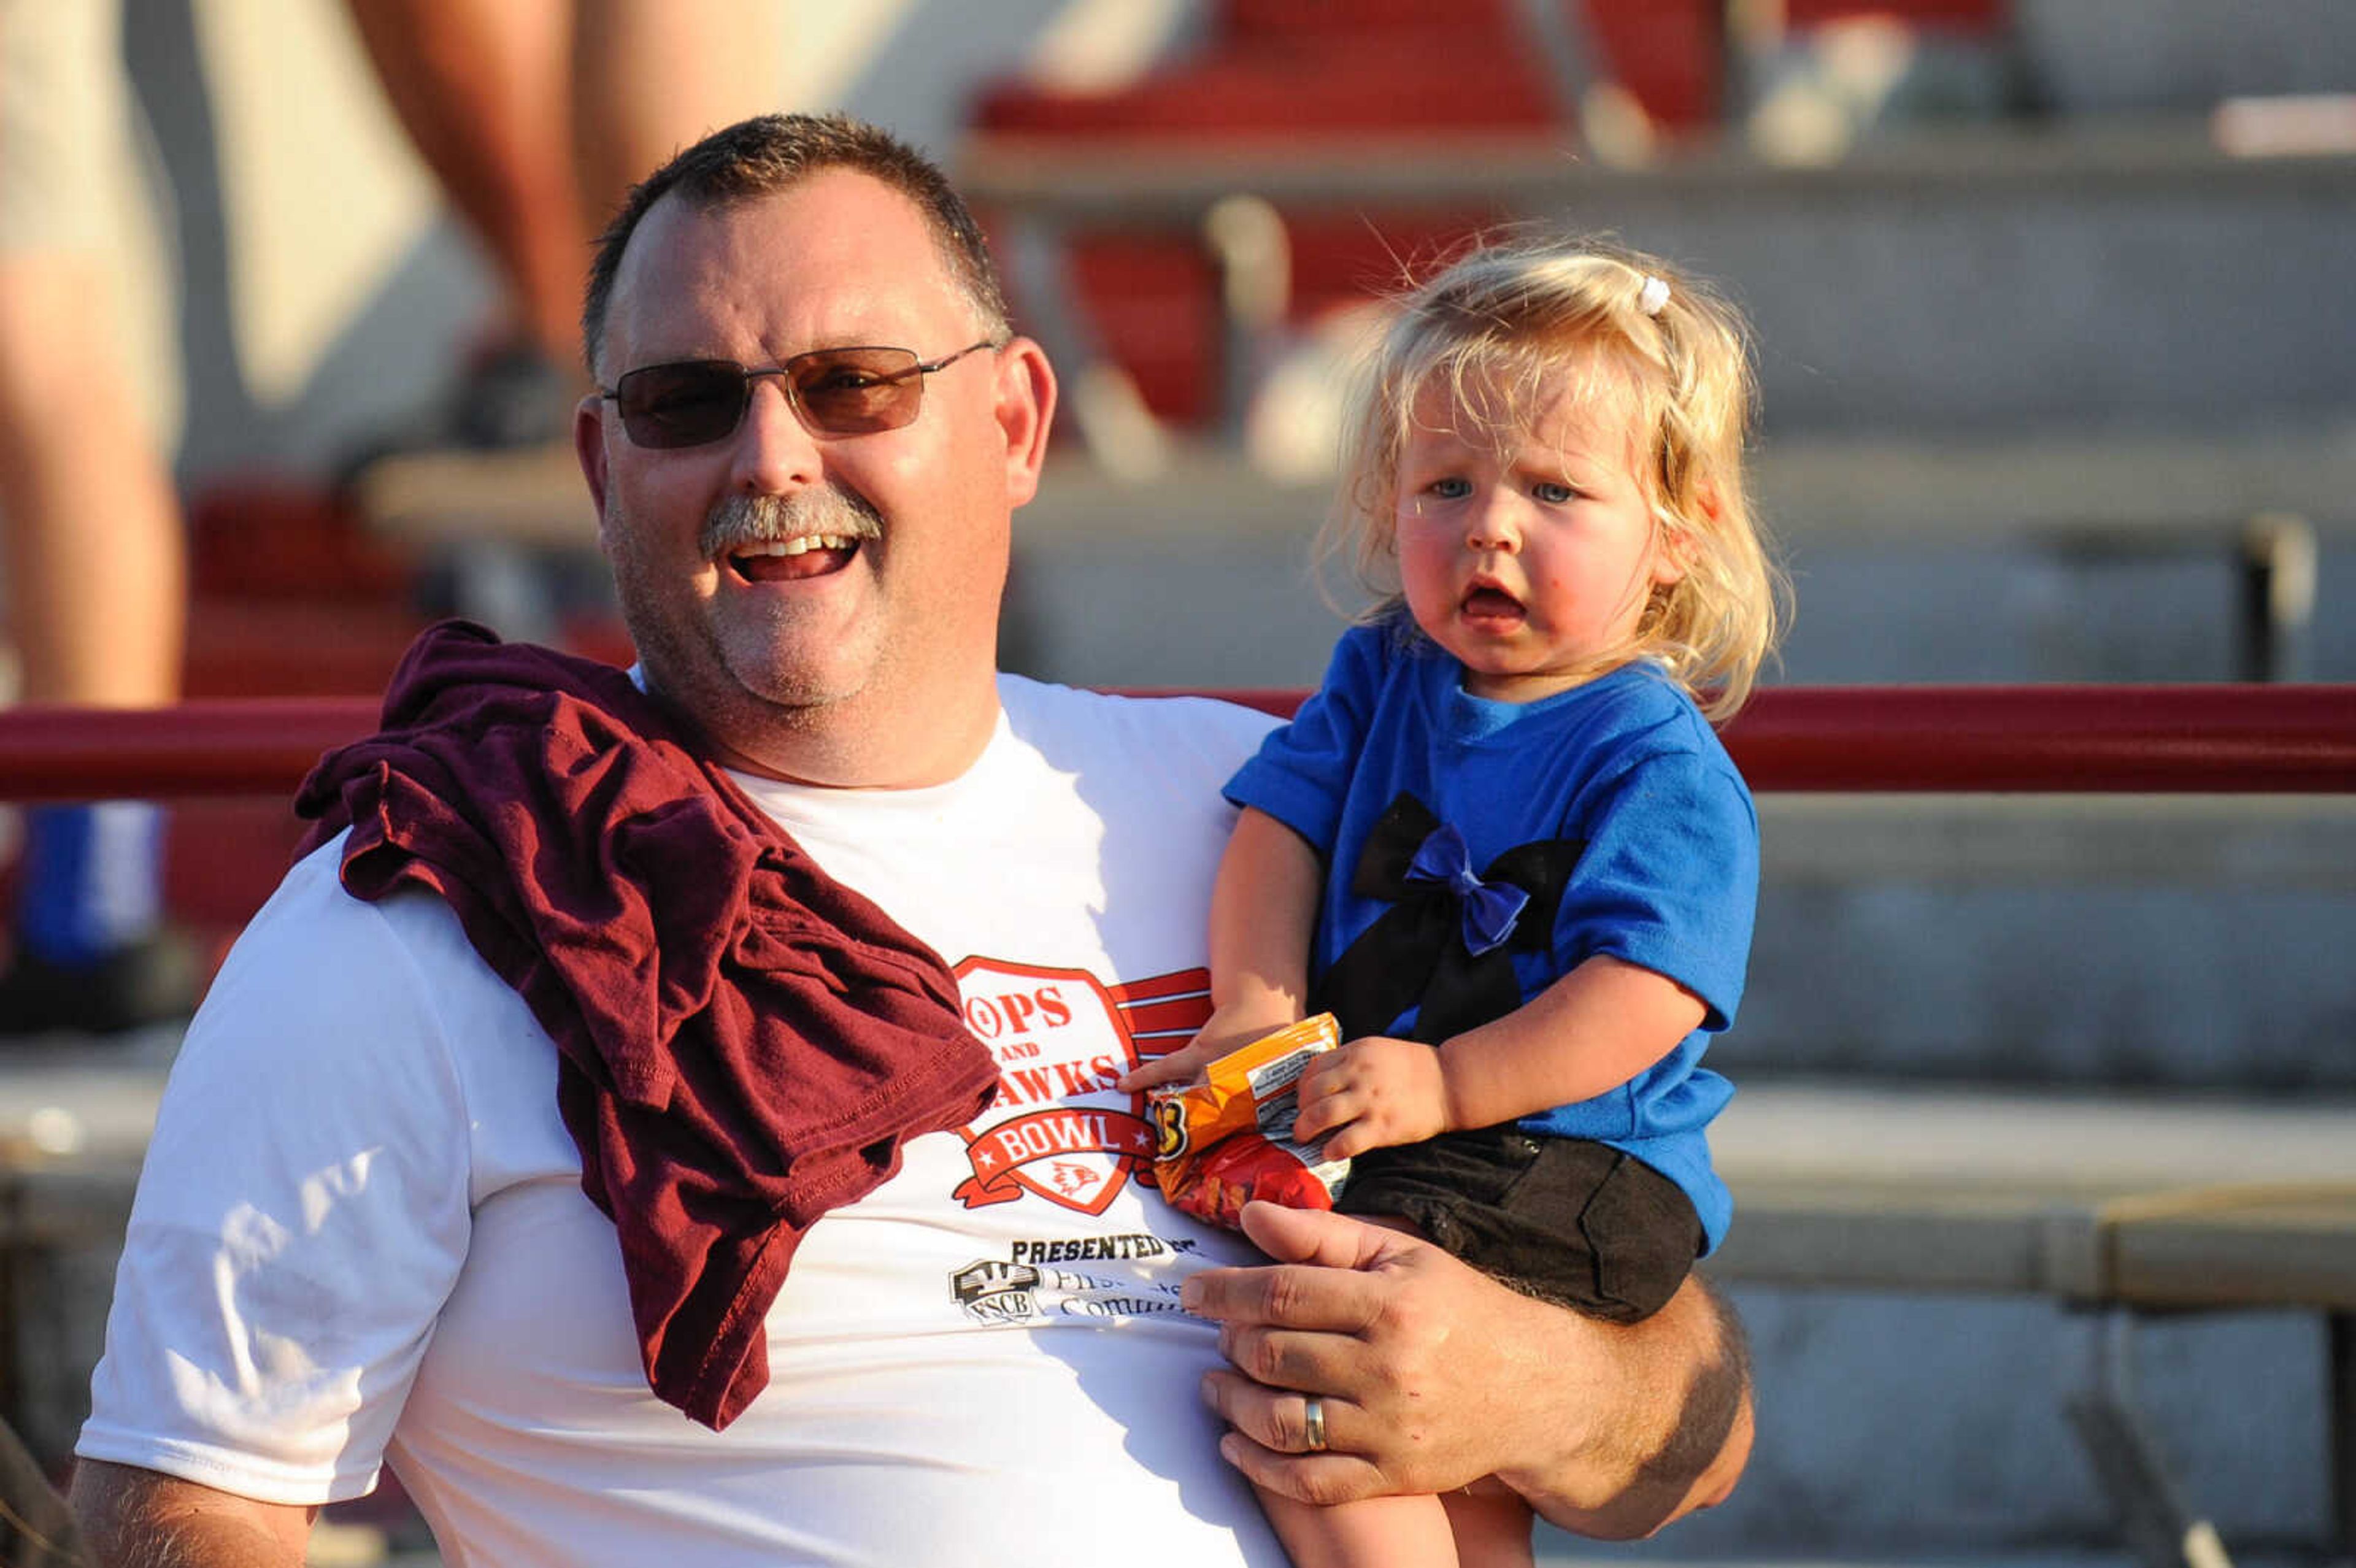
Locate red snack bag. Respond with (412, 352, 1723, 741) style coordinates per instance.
(1148, 1014, 1352, 1231)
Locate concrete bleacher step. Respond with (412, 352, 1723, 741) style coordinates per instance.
(963, 0, 2352, 448)
(966, 0, 1731, 427)
(1001, 430, 2354, 691)
(1712, 1078, 2356, 1293)
(1041, 212, 1488, 426)
(962, 115, 2356, 445)
(1738, 794, 2356, 1093)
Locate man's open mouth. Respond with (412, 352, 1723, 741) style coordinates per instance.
(728, 536, 861, 583)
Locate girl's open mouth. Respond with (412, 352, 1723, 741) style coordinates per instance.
(1461, 585, 1524, 625)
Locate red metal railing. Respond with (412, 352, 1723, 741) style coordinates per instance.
(2, 686, 2353, 802)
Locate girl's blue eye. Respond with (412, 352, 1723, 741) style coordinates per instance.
(1534, 481, 1576, 504)
(1430, 477, 1472, 499)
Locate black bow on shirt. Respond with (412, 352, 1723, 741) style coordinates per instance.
(1311, 793, 1584, 1043)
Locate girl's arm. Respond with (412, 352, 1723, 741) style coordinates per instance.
(1118, 806, 1323, 1090)
(1293, 956, 1704, 1157)
(1436, 955, 1704, 1132)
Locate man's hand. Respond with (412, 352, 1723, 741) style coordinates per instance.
(1182, 1200, 1487, 1502)
(1182, 1202, 1753, 1539)
(1292, 1036, 1449, 1157)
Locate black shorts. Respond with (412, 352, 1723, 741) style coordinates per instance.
(1335, 1127, 1701, 1323)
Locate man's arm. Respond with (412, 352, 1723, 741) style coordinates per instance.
(69, 1461, 315, 1567)
(1184, 1202, 1753, 1539)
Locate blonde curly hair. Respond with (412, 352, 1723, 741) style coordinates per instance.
(1326, 233, 1785, 720)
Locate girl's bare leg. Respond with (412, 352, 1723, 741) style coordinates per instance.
(1442, 1476, 1538, 1567)
(1259, 1483, 1458, 1568)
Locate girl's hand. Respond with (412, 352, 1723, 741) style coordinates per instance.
(1117, 1002, 1300, 1092)
(1293, 1036, 1450, 1158)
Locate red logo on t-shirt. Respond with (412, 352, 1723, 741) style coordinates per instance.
(950, 960, 1209, 1215)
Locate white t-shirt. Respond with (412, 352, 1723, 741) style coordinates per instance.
(79, 677, 1285, 1567)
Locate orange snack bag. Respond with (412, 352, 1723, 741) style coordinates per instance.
(1147, 1014, 1352, 1230)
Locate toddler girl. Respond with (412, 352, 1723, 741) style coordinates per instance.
(1125, 234, 1782, 1567)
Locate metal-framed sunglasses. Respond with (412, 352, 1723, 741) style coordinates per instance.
(601, 339, 1000, 449)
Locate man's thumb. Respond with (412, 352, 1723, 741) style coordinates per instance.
(1237, 1201, 1389, 1270)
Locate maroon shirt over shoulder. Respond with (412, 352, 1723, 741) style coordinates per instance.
(295, 620, 998, 1429)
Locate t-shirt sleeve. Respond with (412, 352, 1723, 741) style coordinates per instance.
(1556, 745, 1758, 1032)
(75, 842, 474, 1505)
(1222, 624, 1389, 855)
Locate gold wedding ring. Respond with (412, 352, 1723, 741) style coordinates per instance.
(1303, 1394, 1328, 1453)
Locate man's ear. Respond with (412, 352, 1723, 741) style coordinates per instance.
(994, 337, 1058, 509)
(575, 395, 612, 539)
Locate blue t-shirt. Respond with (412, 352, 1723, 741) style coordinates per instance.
(1224, 621, 1757, 1250)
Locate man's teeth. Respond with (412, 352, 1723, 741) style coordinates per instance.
(734, 535, 857, 558)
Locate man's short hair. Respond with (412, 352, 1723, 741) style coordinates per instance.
(581, 112, 1012, 379)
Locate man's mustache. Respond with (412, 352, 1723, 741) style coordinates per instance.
(699, 488, 884, 559)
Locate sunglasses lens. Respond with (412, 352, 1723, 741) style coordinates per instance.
(789, 348, 924, 435)
(612, 348, 942, 447)
(615, 362, 747, 448)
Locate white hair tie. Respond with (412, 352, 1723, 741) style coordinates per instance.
(1638, 275, 1671, 317)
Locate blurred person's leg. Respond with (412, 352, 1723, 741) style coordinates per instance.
(569, 0, 786, 239)
(344, 0, 584, 368)
(347, 0, 782, 357)
(343, 0, 588, 448)
(339, 0, 780, 462)
(0, 0, 192, 1036)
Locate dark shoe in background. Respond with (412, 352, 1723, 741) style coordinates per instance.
(336, 340, 583, 493)
(444, 342, 581, 452)
(0, 934, 198, 1041)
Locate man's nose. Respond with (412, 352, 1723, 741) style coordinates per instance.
(727, 375, 823, 493)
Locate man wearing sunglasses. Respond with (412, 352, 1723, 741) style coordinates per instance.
(70, 114, 1751, 1566)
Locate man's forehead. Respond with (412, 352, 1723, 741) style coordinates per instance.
(602, 174, 968, 358)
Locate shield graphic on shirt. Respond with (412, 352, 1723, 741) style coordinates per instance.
(949, 957, 1163, 1216)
